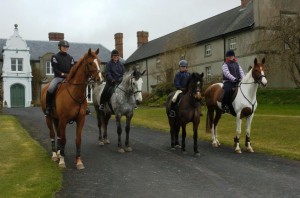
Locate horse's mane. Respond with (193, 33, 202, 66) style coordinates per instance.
(120, 72, 132, 89)
(185, 72, 203, 91)
(67, 53, 86, 80)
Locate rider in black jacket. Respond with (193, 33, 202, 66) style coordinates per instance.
(45, 40, 74, 116)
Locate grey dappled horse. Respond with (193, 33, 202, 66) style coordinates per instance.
(92, 70, 145, 152)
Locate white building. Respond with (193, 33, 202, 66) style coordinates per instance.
(2, 24, 32, 107)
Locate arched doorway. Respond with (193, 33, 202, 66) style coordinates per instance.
(11, 84, 25, 107)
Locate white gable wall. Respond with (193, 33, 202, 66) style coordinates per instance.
(1, 25, 32, 107)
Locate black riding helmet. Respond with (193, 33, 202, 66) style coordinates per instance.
(58, 40, 69, 48)
(111, 49, 119, 58)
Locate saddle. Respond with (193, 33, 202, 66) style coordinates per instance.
(218, 86, 238, 116)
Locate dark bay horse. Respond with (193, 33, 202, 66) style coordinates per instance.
(205, 58, 267, 153)
(41, 48, 102, 169)
(166, 72, 204, 156)
(92, 70, 145, 153)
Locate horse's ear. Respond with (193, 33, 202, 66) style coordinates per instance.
(95, 48, 100, 55)
(141, 70, 146, 76)
(262, 57, 265, 64)
(88, 48, 92, 56)
(248, 66, 252, 71)
(200, 72, 204, 78)
(254, 58, 258, 65)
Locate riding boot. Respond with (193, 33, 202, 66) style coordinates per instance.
(45, 92, 53, 116)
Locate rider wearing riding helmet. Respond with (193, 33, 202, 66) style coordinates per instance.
(221, 50, 245, 113)
(168, 59, 190, 117)
(45, 40, 74, 116)
(99, 49, 125, 110)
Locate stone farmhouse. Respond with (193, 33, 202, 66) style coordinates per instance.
(1, 0, 299, 108)
(125, 0, 300, 93)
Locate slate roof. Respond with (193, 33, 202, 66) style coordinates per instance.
(0, 39, 113, 63)
(125, 1, 254, 64)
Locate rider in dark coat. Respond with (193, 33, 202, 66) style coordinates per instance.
(169, 60, 190, 117)
(45, 40, 74, 116)
(99, 49, 125, 110)
(221, 50, 245, 113)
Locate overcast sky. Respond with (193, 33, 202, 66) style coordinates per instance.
(1, 0, 241, 59)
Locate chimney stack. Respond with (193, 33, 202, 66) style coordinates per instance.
(241, 0, 250, 8)
(48, 32, 64, 41)
(137, 31, 149, 48)
(114, 33, 123, 58)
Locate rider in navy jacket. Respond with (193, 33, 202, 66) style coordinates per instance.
(99, 49, 125, 110)
(169, 60, 190, 117)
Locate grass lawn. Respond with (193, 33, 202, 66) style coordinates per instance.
(0, 115, 62, 197)
(131, 104, 300, 160)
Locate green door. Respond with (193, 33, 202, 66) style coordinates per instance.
(11, 84, 25, 107)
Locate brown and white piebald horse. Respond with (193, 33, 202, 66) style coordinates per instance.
(204, 58, 267, 153)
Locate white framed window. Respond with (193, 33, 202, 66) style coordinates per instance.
(205, 66, 211, 82)
(205, 44, 211, 56)
(11, 58, 23, 72)
(156, 57, 161, 68)
(46, 61, 54, 75)
(229, 37, 237, 50)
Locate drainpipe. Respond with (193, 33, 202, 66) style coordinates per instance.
(223, 35, 226, 62)
(146, 59, 149, 93)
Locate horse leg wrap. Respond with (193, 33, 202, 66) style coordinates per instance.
(245, 136, 251, 147)
(51, 140, 56, 152)
(234, 136, 240, 147)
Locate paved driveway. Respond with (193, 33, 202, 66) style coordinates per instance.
(3, 107, 300, 198)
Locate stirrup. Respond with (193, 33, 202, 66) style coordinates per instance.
(99, 104, 104, 110)
(169, 110, 176, 117)
(86, 108, 91, 115)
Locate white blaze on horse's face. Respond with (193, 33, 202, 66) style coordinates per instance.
(260, 67, 267, 86)
(134, 78, 143, 102)
(93, 59, 103, 82)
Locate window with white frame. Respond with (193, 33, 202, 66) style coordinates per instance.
(229, 37, 236, 50)
(46, 61, 54, 75)
(11, 58, 23, 72)
(205, 44, 211, 56)
(156, 57, 161, 68)
(205, 66, 211, 82)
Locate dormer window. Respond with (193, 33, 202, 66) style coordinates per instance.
(11, 58, 23, 71)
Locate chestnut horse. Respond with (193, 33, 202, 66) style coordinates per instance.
(166, 72, 204, 156)
(92, 70, 145, 153)
(41, 48, 102, 169)
(204, 58, 267, 153)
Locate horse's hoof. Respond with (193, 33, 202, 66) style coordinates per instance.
(170, 147, 176, 151)
(247, 147, 254, 153)
(175, 144, 182, 149)
(59, 163, 66, 168)
(98, 141, 105, 146)
(212, 141, 220, 148)
(52, 156, 59, 162)
(124, 147, 133, 152)
(51, 152, 59, 162)
(104, 139, 110, 144)
(235, 149, 242, 154)
(194, 152, 201, 157)
(76, 163, 85, 170)
(118, 148, 125, 153)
